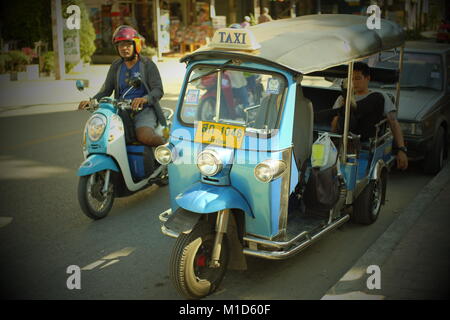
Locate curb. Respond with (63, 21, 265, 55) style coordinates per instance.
(321, 161, 450, 300)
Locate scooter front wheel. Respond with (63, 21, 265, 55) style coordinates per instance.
(170, 221, 229, 300)
(78, 172, 115, 220)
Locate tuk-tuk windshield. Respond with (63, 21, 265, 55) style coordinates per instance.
(180, 65, 286, 130)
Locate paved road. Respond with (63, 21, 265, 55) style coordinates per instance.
(0, 108, 434, 300)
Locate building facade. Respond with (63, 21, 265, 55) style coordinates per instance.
(83, 0, 449, 56)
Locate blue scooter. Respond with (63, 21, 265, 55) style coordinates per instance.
(76, 78, 173, 220)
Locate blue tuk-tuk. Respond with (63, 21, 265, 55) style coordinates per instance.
(155, 14, 405, 299)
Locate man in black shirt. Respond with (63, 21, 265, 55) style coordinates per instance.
(331, 62, 408, 170)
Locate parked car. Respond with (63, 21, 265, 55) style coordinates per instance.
(372, 41, 450, 174)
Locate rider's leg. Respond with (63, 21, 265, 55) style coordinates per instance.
(133, 108, 165, 146)
(136, 126, 165, 146)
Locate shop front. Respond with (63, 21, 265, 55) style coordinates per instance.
(85, 0, 229, 59)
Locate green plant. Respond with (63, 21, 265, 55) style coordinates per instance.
(140, 46, 157, 59)
(0, 53, 12, 74)
(249, 13, 258, 26)
(63, 0, 96, 64)
(42, 51, 55, 74)
(66, 61, 76, 74)
(6, 51, 30, 72)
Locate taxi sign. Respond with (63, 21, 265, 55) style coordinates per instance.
(209, 28, 261, 51)
(194, 121, 245, 149)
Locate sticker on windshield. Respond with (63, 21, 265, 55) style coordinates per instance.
(266, 78, 280, 94)
(185, 89, 200, 105)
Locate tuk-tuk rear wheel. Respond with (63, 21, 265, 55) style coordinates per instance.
(169, 221, 229, 300)
(352, 172, 386, 225)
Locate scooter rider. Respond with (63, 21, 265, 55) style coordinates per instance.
(78, 25, 166, 146)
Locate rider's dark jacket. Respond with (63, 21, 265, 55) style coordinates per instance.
(93, 55, 166, 126)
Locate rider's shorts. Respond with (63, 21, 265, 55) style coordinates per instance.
(133, 107, 157, 129)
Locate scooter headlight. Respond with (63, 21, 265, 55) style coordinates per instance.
(155, 144, 174, 165)
(87, 114, 107, 142)
(254, 159, 287, 183)
(197, 150, 222, 176)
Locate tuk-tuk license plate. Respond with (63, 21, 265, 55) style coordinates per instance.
(194, 121, 245, 149)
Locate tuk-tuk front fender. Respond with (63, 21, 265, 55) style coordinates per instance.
(175, 182, 254, 218)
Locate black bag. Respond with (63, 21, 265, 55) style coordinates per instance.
(303, 165, 340, 213)
(118, 109, 137, 144)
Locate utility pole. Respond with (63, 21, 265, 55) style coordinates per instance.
(154, 0, 162, 61)
(51, 0, 65, 80)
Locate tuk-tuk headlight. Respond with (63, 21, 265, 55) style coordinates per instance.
(87, 114, 107, 142)
(155, 144, 174, 165)
(254, 159, 287, 183)
(197, 150, 222, 176)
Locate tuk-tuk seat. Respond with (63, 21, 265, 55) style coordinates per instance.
(292, 87, 314, 169)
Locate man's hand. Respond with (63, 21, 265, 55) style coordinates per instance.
(78, 101, 90, 110)
(131, 97, 148, 111)
(396, 150, 408, 170)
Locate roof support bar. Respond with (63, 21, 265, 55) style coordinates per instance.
(342, 61, 354, 163)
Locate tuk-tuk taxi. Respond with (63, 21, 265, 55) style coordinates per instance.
(155, 14, 405, 299)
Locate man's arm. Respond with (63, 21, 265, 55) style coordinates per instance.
(386, 111, 408, 170)
(144, 61, 164, 105)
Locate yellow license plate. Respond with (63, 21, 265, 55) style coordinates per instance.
(194, 121, 245, 149)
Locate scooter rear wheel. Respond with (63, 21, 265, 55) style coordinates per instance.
(169, 221, 229, 299)
(78, 172, 115, 220)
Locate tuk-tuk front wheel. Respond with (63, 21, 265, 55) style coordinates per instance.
(352, 172, 386, 225)
(170, 221, 229, 300)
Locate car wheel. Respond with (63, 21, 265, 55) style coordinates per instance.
(424, 127, 446, 175)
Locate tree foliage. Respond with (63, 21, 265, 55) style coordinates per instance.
(62, 0, 96, 63)
(0, 0, 52, 49)
(0, 0, 96, 65)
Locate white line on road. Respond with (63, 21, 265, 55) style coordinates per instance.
(81, 247, 136, 271)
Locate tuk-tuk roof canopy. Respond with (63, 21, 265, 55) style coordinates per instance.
(181, 14, 405, 75)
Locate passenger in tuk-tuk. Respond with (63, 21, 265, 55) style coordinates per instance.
(330, 62, 408, 169)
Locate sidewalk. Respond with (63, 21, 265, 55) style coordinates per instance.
(322, 162, 450, 300)
(0, 57, 186, 111)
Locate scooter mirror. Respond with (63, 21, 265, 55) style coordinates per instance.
(129, 76, 142, 88)
(76, 80, 85, 91)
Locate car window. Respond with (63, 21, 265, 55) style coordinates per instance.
(370, 52, 443, 91)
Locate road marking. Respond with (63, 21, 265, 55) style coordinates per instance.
(81, 260, 105, 271)
(101, 247, 136, 260)
(100, 259, 120, 269)
(3, 130, 81, 152)
(0, 156, 70, 180)
(0, 217, 13, 228)
(81, 247, 136, 271)
(321, 291, 385, 300)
